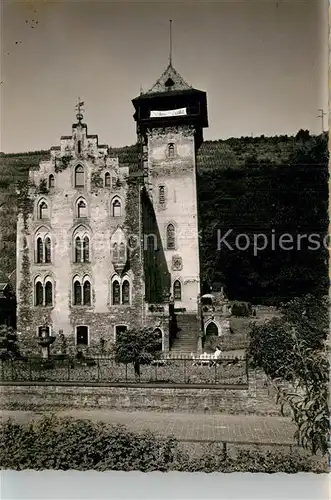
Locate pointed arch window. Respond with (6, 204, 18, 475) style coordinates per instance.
(48, 174, 55, 189)
(83, 236, 90, 262)
(45, 237, 51, 263)
(83, 281, 91, 306)
(166, 223, 176, 250)
(112, 280, 121, 305)
(75, 165, 84, 187)
(45, 281, 53, 306)
(37, 237, 43, 263)
(122, 280, 130, 304)
(168, 143, 175, 158)
(74, 280, 82, 305)
(35, 282, 43, 306)
(112, 198, 121, 217)
(75, 237, 81, 263)
(173, 280, 182, 301)
(77, 199, 87, 218)
(105, 172, 111, 187)
(39, 201, 48, 220)
(112, 242, 119, 261)
(119, 242, 126, 261)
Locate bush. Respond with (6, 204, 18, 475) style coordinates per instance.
(0, 416, 326, 472)
(0, 326, 20, 360)
(231, 301, 252, 317)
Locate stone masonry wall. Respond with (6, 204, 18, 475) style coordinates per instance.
(0, 370, 287, 416)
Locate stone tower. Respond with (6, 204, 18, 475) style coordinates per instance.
(132, 62, 208, 352)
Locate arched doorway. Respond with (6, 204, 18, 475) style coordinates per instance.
(153, 328, 163, 352)
(205, 321, 218, 337)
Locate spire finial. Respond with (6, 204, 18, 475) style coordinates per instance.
(169, 19, 172, 65)
(75, 97, 85, 122)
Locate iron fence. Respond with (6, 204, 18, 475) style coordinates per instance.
(0, 356, 248, 386)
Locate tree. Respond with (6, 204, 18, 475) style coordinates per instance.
(0, 325, 20, 360)
(248, 295, 329, 455)
(114, 327, 162, 377)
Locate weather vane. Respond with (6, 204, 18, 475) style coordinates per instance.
(75, 97, 85, 122)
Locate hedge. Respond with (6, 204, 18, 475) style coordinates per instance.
(0, 416, 326, 472)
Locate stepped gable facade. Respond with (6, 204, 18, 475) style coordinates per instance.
(15, 62, 228, 354)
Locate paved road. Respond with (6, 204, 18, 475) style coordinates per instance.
(0, 409, 295, 445)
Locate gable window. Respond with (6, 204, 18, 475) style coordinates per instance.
(35, 282, 43, 306)
(112, 198, 121, 217)
(166, 223, 176, 249)
(105, 172, 111, 187)
(122, 280, 130, 305)
(77, 140, 81, 154)
(112, 280, 120, 305)
(45, 281, 53, 306)
(75, 165, 84, 187)
(76, 326, 88, 346)
(173, 280, 182, 301)
(48, 174, 55, 189)
(77, 199, 87, 218)
(39, 201, 48, 220)
(159, 185, 165, 205)
(168, 143, 175, 158)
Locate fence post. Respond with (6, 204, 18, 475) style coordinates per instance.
(11, 359, 14, 380)
(222, 442, 227, 458)
(183, 358, 187, 384)
(29, 358, 32, 381)
(214, 362, 217, 384)
(97, 358, 100, 382)
(245, 357, 249, 384)
(155, 362, 158, 382)
(125, 363, 128, 383)
(68, 358, 70, 381)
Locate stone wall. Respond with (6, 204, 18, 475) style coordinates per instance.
(147, 125, 200, 313)
(0, 370, 288, 416)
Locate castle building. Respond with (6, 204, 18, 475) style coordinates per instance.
(16, 61, 219, 354)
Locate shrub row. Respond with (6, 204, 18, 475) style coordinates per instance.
(0, 416, 326, 472)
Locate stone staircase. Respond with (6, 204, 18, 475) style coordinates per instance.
(170, 313, 200, 355)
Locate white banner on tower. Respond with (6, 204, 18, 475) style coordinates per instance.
(150, 108, 187, 118)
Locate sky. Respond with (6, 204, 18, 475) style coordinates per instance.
(0, 0, 328, 153)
